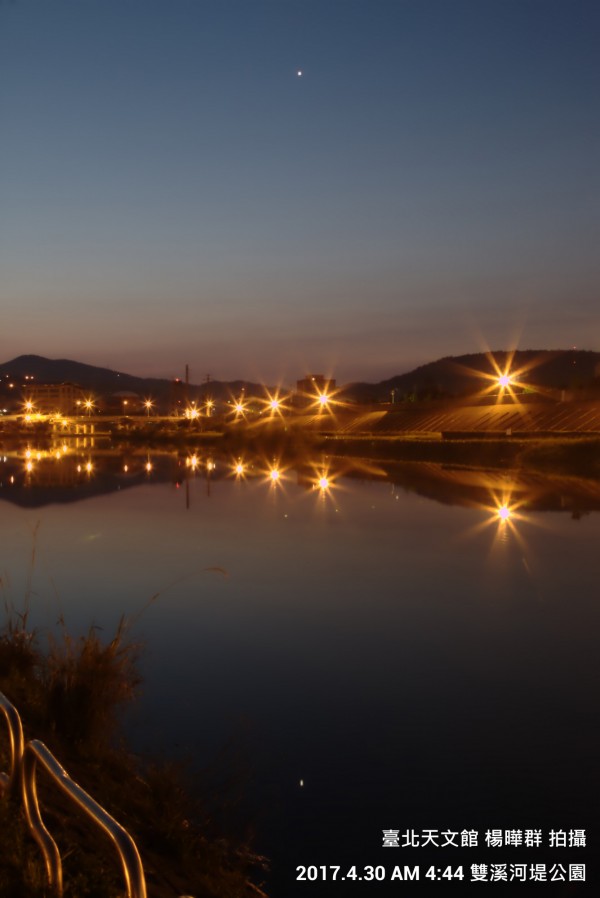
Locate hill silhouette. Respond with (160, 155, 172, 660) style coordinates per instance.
(0, 355, 263, 406)
(1, 350, 600, 406)
(346, 349, 600, 402)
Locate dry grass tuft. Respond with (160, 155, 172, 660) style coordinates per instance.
(44, 616, 141, 749)
(0, 607, 267, 897)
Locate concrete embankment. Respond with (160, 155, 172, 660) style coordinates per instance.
(315, 433, 600, 478)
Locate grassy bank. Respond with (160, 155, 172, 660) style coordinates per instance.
(0, 613, 267, 898)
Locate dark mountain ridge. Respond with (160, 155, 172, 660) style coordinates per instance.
(0, 355, 262, 404)
(346, 349, 600, 402)
(2, 350, 600, 407)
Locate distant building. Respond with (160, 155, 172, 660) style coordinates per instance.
(294, 375, 336, 410)
(103, 391, 142, 415)
(24, 382, 86, 415)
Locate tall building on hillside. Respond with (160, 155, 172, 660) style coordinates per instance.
(24, 382, 86, 415)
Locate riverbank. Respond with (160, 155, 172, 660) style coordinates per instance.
(8, 424, 600, 482)
(115, 419, 600, 480)
(0, 616, 267, 898)
(3, 422, 600, 482)
(314, 434, 600, 480)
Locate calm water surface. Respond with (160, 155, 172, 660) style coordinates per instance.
(1, 449, 598, 894)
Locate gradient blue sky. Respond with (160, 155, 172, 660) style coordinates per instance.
(1, 0, 598, 384)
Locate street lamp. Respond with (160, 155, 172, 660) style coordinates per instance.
(263, 389, 288, 416)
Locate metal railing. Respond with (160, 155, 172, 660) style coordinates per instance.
(0, 690, 25, 798)
(0, 690, 152, 897)
(23, 739, 147, 898)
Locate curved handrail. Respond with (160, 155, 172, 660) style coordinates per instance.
(0, 690, 25, 798)
(22, 739, 147, 898)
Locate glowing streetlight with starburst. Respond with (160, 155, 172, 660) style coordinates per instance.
(261, 389, 289, 417)
(455, 348, 537, 405)
(497, 504, 512, 521)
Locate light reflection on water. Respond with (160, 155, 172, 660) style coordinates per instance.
(1, 448, 599, 894)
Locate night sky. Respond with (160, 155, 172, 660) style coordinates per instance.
(1, 0, 598, 384)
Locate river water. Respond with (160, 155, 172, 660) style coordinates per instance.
(1, 446, 598, 895)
